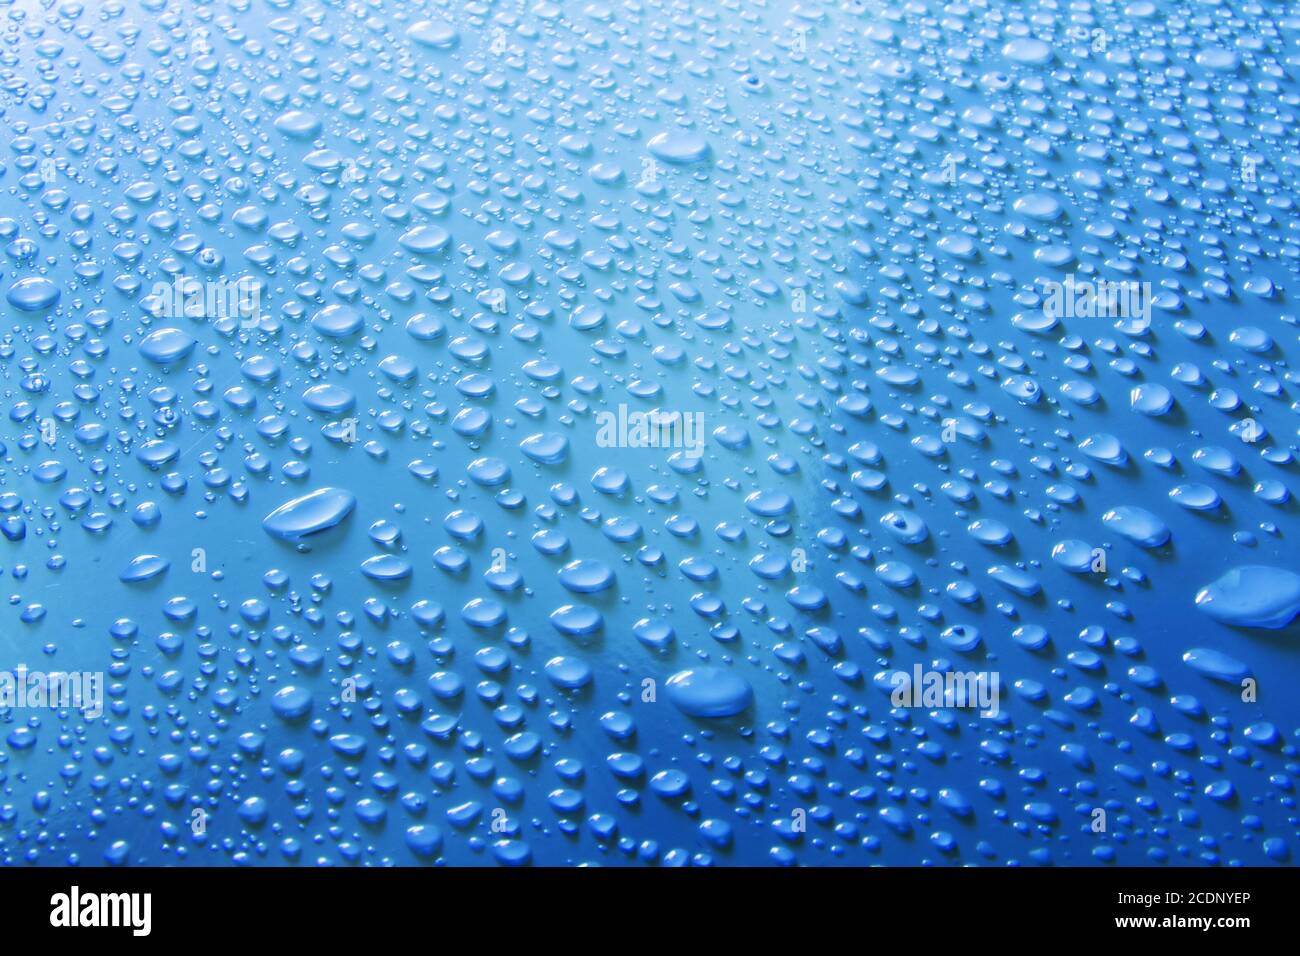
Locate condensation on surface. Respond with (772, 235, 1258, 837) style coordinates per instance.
(0, 0, 1297, 867)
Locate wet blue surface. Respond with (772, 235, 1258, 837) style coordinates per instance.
(0, 0, 1297, 866)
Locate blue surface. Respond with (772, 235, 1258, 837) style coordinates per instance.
(0, 0, 1297, 867)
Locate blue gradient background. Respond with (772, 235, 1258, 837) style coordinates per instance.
(0, 0, 1297, 866)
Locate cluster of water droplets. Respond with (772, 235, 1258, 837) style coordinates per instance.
(0, 0, 1297, 866)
